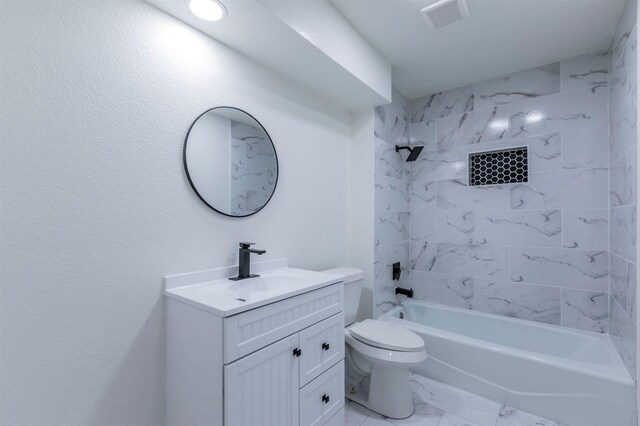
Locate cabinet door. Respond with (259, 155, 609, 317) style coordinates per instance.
(299, 313, 345, 386)
(224, 334, 300, 426)
(300, 361, 345, 426)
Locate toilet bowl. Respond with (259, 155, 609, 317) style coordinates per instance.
(345, 319, 427, 419)
(322, 267, 428, 420)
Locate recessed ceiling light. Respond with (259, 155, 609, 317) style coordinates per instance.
(189, 0, 226, 21)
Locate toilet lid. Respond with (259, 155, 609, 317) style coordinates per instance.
(350, 319, 425, 352)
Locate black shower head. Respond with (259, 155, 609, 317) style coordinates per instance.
(395, 145, 424, 162)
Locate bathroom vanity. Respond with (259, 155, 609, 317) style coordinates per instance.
(165, 259, 345, 426)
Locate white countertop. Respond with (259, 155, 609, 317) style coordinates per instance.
(164, 260, 343, 317)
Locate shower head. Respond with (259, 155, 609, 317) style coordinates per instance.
(406, 146, 424, 162)
(395, 145, 424, 162)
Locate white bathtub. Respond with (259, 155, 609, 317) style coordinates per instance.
(379, 300, 635, 426)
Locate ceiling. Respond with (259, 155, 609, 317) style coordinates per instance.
(331, 0, 626, 100)
(145, 0, 392, 110)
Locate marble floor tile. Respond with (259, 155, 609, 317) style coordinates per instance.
(361, 415, 395, 426)
(346, 401, 371, 426)
(345, 373, 562, 426)
(496, 404, 563, 426)
(409, 374, 501, 426)
(389, 398, 444, 426)
(438, 412, 482, 426)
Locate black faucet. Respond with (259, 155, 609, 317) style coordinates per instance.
(229, 242, 266, 281)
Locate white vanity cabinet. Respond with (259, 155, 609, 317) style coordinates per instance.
(224, 319, 345, 426)
(166, 271, 345, 426)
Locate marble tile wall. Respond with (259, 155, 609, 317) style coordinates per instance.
(374, 49, 617, 336)
(373, 105, 411, 316)
(229, 120, 277, 215)
(608, 0, 638, 381)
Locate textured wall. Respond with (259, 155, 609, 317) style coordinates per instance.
(609, 0, 638, 383)
(0, 2, 352, 424)
(374, 50, 614, 335)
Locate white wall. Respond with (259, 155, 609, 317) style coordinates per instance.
(349, 110, 374, 321)
(261, 0, 392, 102)
(0, 1, 352, 424)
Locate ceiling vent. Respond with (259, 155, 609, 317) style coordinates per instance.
(420, 0, 469, 31)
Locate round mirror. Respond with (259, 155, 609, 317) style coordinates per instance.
(183, 107, 278, 217)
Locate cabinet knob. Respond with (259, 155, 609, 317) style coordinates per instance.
(322, 342, 330, 351)
(322, 394, 330, 404)
(293, 348, 302, 357)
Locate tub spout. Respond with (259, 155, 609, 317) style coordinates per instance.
(395, 287, 414, 298)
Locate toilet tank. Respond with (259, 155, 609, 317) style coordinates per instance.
(322, 267, 364, 326)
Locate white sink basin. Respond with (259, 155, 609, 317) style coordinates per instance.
(228, 275, 302, 292)
(164, 264, 343, 316)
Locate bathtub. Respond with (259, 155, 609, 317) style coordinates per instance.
(379, 300, 635, 426)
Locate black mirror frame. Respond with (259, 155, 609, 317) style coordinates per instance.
(183, 106, 279, 218)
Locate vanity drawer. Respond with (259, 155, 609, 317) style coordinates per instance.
(299, 312, 345, 386)
(224, 284, 343, 363)
(300, 360, 344, 426)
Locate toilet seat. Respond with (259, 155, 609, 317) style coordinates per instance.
(350, 319, 425, 352)
(345, 331, 427, 365)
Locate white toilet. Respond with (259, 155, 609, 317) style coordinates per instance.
(323, 267, 428, 420)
